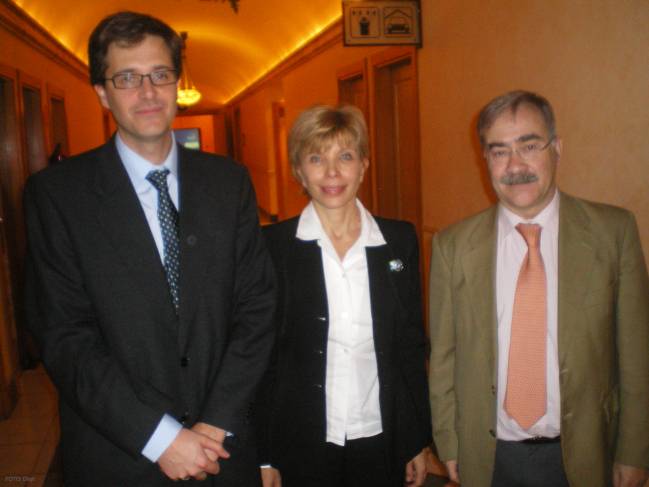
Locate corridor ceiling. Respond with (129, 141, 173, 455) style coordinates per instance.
(11, 0, 342, 108)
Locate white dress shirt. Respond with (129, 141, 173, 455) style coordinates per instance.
(116, 134, 183, 462)
(496, 190, 561, 440)
(296, 199, 386, 446)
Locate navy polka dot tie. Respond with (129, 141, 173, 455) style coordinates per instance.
(146, 169, 180, 313)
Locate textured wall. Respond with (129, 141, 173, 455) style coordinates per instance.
(417, 0, 649, 266)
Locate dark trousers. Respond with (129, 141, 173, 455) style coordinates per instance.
(491, 439, 570, 487)
(282, 433, 394, 487)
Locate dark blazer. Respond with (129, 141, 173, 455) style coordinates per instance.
(24, 139, 276, 487)
(255, 215, 432, 484)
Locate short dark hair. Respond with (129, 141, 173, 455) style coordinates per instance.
(477, 90, 556, 147)
(88, 11, 182, 85)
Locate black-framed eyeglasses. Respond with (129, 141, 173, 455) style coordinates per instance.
(486, 137, 555, 163)
(103, 69, 179, 89)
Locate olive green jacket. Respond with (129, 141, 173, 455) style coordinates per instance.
(428, 192, 649, 487)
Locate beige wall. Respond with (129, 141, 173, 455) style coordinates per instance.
(281, 43, 365, 126)
(231, 29, 388, 218)
(234, 81, 283, 216)
(417, 0, 649, 264)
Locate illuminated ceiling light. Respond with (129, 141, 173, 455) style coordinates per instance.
(177, 32, 202, 108)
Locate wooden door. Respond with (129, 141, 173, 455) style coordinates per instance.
(338, 61, 373, 210)
(271, 101, 289, 221)
(371, 49, 421, 231)
(232, 106, 243, 162)
(48, 90, 69, 161)
(0, 187, 19, 419)
(0, 67, 26, 417)
(20, 78, 47, 175)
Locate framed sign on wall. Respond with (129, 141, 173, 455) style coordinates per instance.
(342, 0, 421, 46)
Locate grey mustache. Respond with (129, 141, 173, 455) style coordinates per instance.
(500, 173, 538, 185)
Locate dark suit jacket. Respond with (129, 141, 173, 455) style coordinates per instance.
(24, 139, 276, 486)
(255, 215, 432, 484)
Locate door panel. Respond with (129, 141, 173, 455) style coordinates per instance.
(372, 55, 421, 230)
(339, 72, 373, 209)
(0, 74, 20, 415)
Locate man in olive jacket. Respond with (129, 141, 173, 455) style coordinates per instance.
(428, 91, 649, 487)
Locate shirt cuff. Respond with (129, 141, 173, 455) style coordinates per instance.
(141, 414, 183, 462)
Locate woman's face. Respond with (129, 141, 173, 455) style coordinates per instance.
(295, 139, 368, 213)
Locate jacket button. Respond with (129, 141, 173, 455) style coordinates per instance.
(491, 385, 496, 395)
(489, 429, 496, 437)
(315, 316, 327, 322)
(180, 356, 190, 367)
(315, 349, 324, 355)
(180, 411, 190, 424)
(313, 383, 323, 389)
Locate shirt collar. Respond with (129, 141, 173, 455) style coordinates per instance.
(116, 132, 178, 194)
(498, 188, 560, 239)
(296, 199, 386, 247)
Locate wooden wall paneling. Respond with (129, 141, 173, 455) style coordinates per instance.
(369, 46, 422, 232)
(0, 65, 21, 418)
(46, 83, 69, 160)
(271, 101, 288, 221)
(18, 71, 47, 175)
(0, 193, 19, 418)
(0, 63, 28, 322)
(337, 59, 373, 211)
(232, 106, 243, 162)
(0, 64, 27, 261)
(368, 47, 426, 303)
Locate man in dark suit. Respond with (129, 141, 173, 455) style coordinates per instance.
(24, 11, 275, 486)
(428, 90, 649, 487)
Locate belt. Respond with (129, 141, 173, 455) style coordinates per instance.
(520, 435, 561, 444)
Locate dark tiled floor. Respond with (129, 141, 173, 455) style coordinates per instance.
(0, 366, 59, 487)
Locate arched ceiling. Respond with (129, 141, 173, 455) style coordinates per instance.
(11, 0, 341, 109)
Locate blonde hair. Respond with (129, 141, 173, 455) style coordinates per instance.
(288, 104, 369, 178)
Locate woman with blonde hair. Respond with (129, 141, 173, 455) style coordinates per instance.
(256, 104, 431, 487)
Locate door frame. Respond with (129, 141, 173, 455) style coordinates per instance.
(369, 46, 422, 231)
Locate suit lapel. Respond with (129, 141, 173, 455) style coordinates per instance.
(93, 140, 177, 328)
(461, 208, 498, 372)
(367, 244, 398, 356)
(557, 193, 596, 360)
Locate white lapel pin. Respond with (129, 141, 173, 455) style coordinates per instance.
(388, 259, 404, 272)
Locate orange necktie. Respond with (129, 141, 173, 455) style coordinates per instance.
(504, 223, 547, 430)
